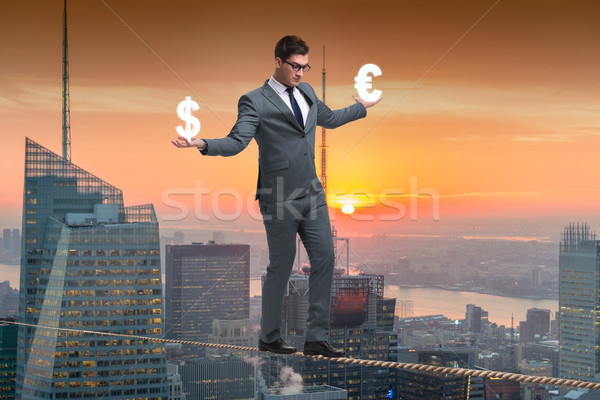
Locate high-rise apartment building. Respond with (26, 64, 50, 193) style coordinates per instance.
(558, 223, 600, 380)
(164, 243, 250, 347)
(15, 139, 168, 399)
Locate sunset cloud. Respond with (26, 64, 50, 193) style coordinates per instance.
(2, 0, 600, 229)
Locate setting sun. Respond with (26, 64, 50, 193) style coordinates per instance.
(341, 204, 355, 215)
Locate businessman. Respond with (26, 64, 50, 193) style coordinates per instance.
(173, 35, 381, 356)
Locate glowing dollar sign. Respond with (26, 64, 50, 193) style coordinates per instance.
(175, 96, 201, 141)
(354, 64, 382, 102)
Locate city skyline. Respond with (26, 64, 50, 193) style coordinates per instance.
(1, 0, 599, 388)
(2, 1, 600, 392)
(1, 0, 600, 234)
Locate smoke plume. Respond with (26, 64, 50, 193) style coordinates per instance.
(276, 366, 303, 395)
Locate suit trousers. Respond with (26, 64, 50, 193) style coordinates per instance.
(259, 191, 335, 343)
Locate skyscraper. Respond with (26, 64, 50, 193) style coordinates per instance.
(0, 282, 18, 318)
(2, 230, 11, 252)
(164, 243, 250, 347)
(10, 230, 20, 257)
(0, 318, 18, 400)
(465, 304, 488, 334)
(558, 223, 600, 381)
(484, 378, 520, 400)
(524, 308, 550, 343)
(15, 139, 168, 399)
(268, 269, 397, 399)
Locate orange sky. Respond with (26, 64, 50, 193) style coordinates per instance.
(1, 0, 600, 233)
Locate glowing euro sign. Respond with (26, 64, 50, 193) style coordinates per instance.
(354, 64, 382, 102)
(175, 96, 201, 141)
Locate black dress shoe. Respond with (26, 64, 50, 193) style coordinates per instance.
(303, 341, 345, 357)
(258, 338, 297, 354)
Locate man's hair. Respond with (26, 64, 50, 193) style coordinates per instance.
(274, 35, 309, 61)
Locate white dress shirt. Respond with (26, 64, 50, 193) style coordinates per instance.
(268, 76, 310, 127)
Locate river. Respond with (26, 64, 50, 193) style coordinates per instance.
(250, 279, 557, 327)
(2, 263, 557, 327)
(385, 285, 557, 327)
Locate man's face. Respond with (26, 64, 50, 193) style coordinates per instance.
(274, 53, 309, 88)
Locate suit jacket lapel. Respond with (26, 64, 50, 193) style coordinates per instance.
(260, 81, 304, 131)
(261, 81, 317, 134)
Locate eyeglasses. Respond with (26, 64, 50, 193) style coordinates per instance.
(283, 59, 311, 72)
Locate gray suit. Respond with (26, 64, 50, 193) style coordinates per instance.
(203, 80, 366, 342)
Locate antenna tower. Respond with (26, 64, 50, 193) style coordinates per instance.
(320, 46, 338, 256)
(296, 46, 342, 273)
(320, 46, 327, 196)
(62, 0, 71, 161)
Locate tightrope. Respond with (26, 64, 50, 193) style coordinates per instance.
(4, 320, 599, 391)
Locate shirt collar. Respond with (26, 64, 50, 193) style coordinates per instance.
(269, 76, 294, 96)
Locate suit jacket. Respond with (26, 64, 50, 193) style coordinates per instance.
(203, 80, 367, 203)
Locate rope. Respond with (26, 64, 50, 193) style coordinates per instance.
(4, 320, 599, 391)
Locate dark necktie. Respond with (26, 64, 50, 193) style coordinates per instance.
(286, 87, 304, 130)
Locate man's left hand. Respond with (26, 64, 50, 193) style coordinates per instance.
(352, 95, 382, 109)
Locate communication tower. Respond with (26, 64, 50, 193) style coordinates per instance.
(62, 0, 71, 161)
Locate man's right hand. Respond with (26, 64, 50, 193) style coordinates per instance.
(171, 136, 206, 150)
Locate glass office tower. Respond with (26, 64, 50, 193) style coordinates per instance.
(15, 139, 167, 399)
(165, 243, 250, 348)
(0, 318, 18, 399)
(558, 223, 600, 381)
